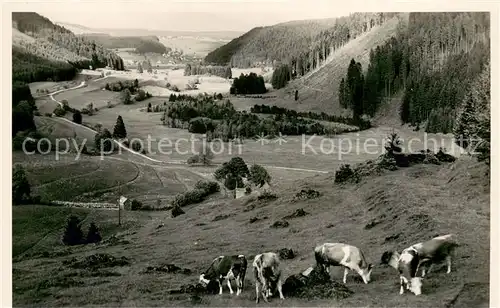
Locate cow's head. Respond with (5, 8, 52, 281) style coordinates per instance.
(360, 263, 374, 284)
(199, 273, 210, 285)
(381, 250, 400, 269)
(408, 277, 423, 295)
(380, 251, 393, 265)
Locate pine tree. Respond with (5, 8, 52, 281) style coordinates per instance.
(12, 164, 31, 205)
(86, 222, 102, 244)
(62, 215, 84, 246)
(137, 62, 143, 73)
(339, 78, 346, 108)
(113, 115, 127, 139)
(72, 110, 82, 124)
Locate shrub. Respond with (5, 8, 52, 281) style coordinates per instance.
(334, 164, 357, 184)
(72, 110, 82, 124)
(44, 113, 52, 117)
(94, 129, 113, 153)
(53, 105, 66, 117)
(62, 215, 84, 246)
(187, 155, 199, 165)
(61, 100, 71, 111)
(249, 164, 271, 187)
(188, 117, 215, 134)
(171, 181, 219, 208)
(384, 132, 403, 156)
(171, 206, 185, 218)
(130, 140, 143, 152)
(86, 222, 102, 244)
(258, 190, 277, 201)
(130, 199, 143, 211)
(194, 180, 220, 194)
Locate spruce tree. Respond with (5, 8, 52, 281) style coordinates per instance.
(86, 222, 102, 244)
(113, 115, 127, 139)
(12, 164, 31, 205)
(62, 215, 84, 246)
(73, 110, 82, 124)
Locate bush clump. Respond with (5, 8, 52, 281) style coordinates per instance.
(171, 181, 220, 208)
(293, 189, 320, 201)
(258, 190, 278, 201)
(130, 199, 143, 211)
(63, 253, 130, 270)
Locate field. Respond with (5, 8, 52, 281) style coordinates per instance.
(12, 156, 490, 307)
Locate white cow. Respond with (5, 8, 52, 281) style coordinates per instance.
(252, 252, 285, 303)
(314, 243, 373, 284)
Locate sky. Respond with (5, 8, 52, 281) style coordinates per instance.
(28, 0, 352, 32)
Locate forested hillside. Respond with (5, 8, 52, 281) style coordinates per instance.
(337, 12, 490, 134)
(11, 12, 124, 139)
(80, 34, 170, 54)
(205, 13, 399, 69)
(12, 12, 125, 70)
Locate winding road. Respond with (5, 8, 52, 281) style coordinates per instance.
(47, 75, 330, 175)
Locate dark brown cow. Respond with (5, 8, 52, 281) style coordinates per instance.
(199, 255, 247, 295)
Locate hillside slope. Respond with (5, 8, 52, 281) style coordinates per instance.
(271, 16, 402, 114)
(12, 157, 489, 307)
(12, 12, 125, 70)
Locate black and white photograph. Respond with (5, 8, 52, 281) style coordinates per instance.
(4, 0, 497, 307)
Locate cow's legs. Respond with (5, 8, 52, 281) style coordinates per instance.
(255, 282, 260, 303)
(422, 263, 433, 277)
(236, 276, 242, 296)
(343, 267, 349, 284)
(446, 255, 452, 274)
(227, 279, 234, 294)
(218, 279, 223, 295)
(277, 278, 285, 300)
(399, 276, 405, 295)
(261, 282, 269, 303)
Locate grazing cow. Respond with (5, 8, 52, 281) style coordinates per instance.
(199, 255, 247, 296)
(252, 252, 285, 303)
(380, 234, 459, 295)
(314, 243, 373, 284)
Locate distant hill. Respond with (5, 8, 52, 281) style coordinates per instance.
(80, 33, 170, 54)
(55, 21, 242, 40)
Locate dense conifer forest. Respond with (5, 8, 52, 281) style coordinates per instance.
(11, 12, 125, 138)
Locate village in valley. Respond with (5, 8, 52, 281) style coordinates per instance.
(9, 3, 492, 307)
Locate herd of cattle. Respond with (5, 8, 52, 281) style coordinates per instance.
(197, 234, 459, 303)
